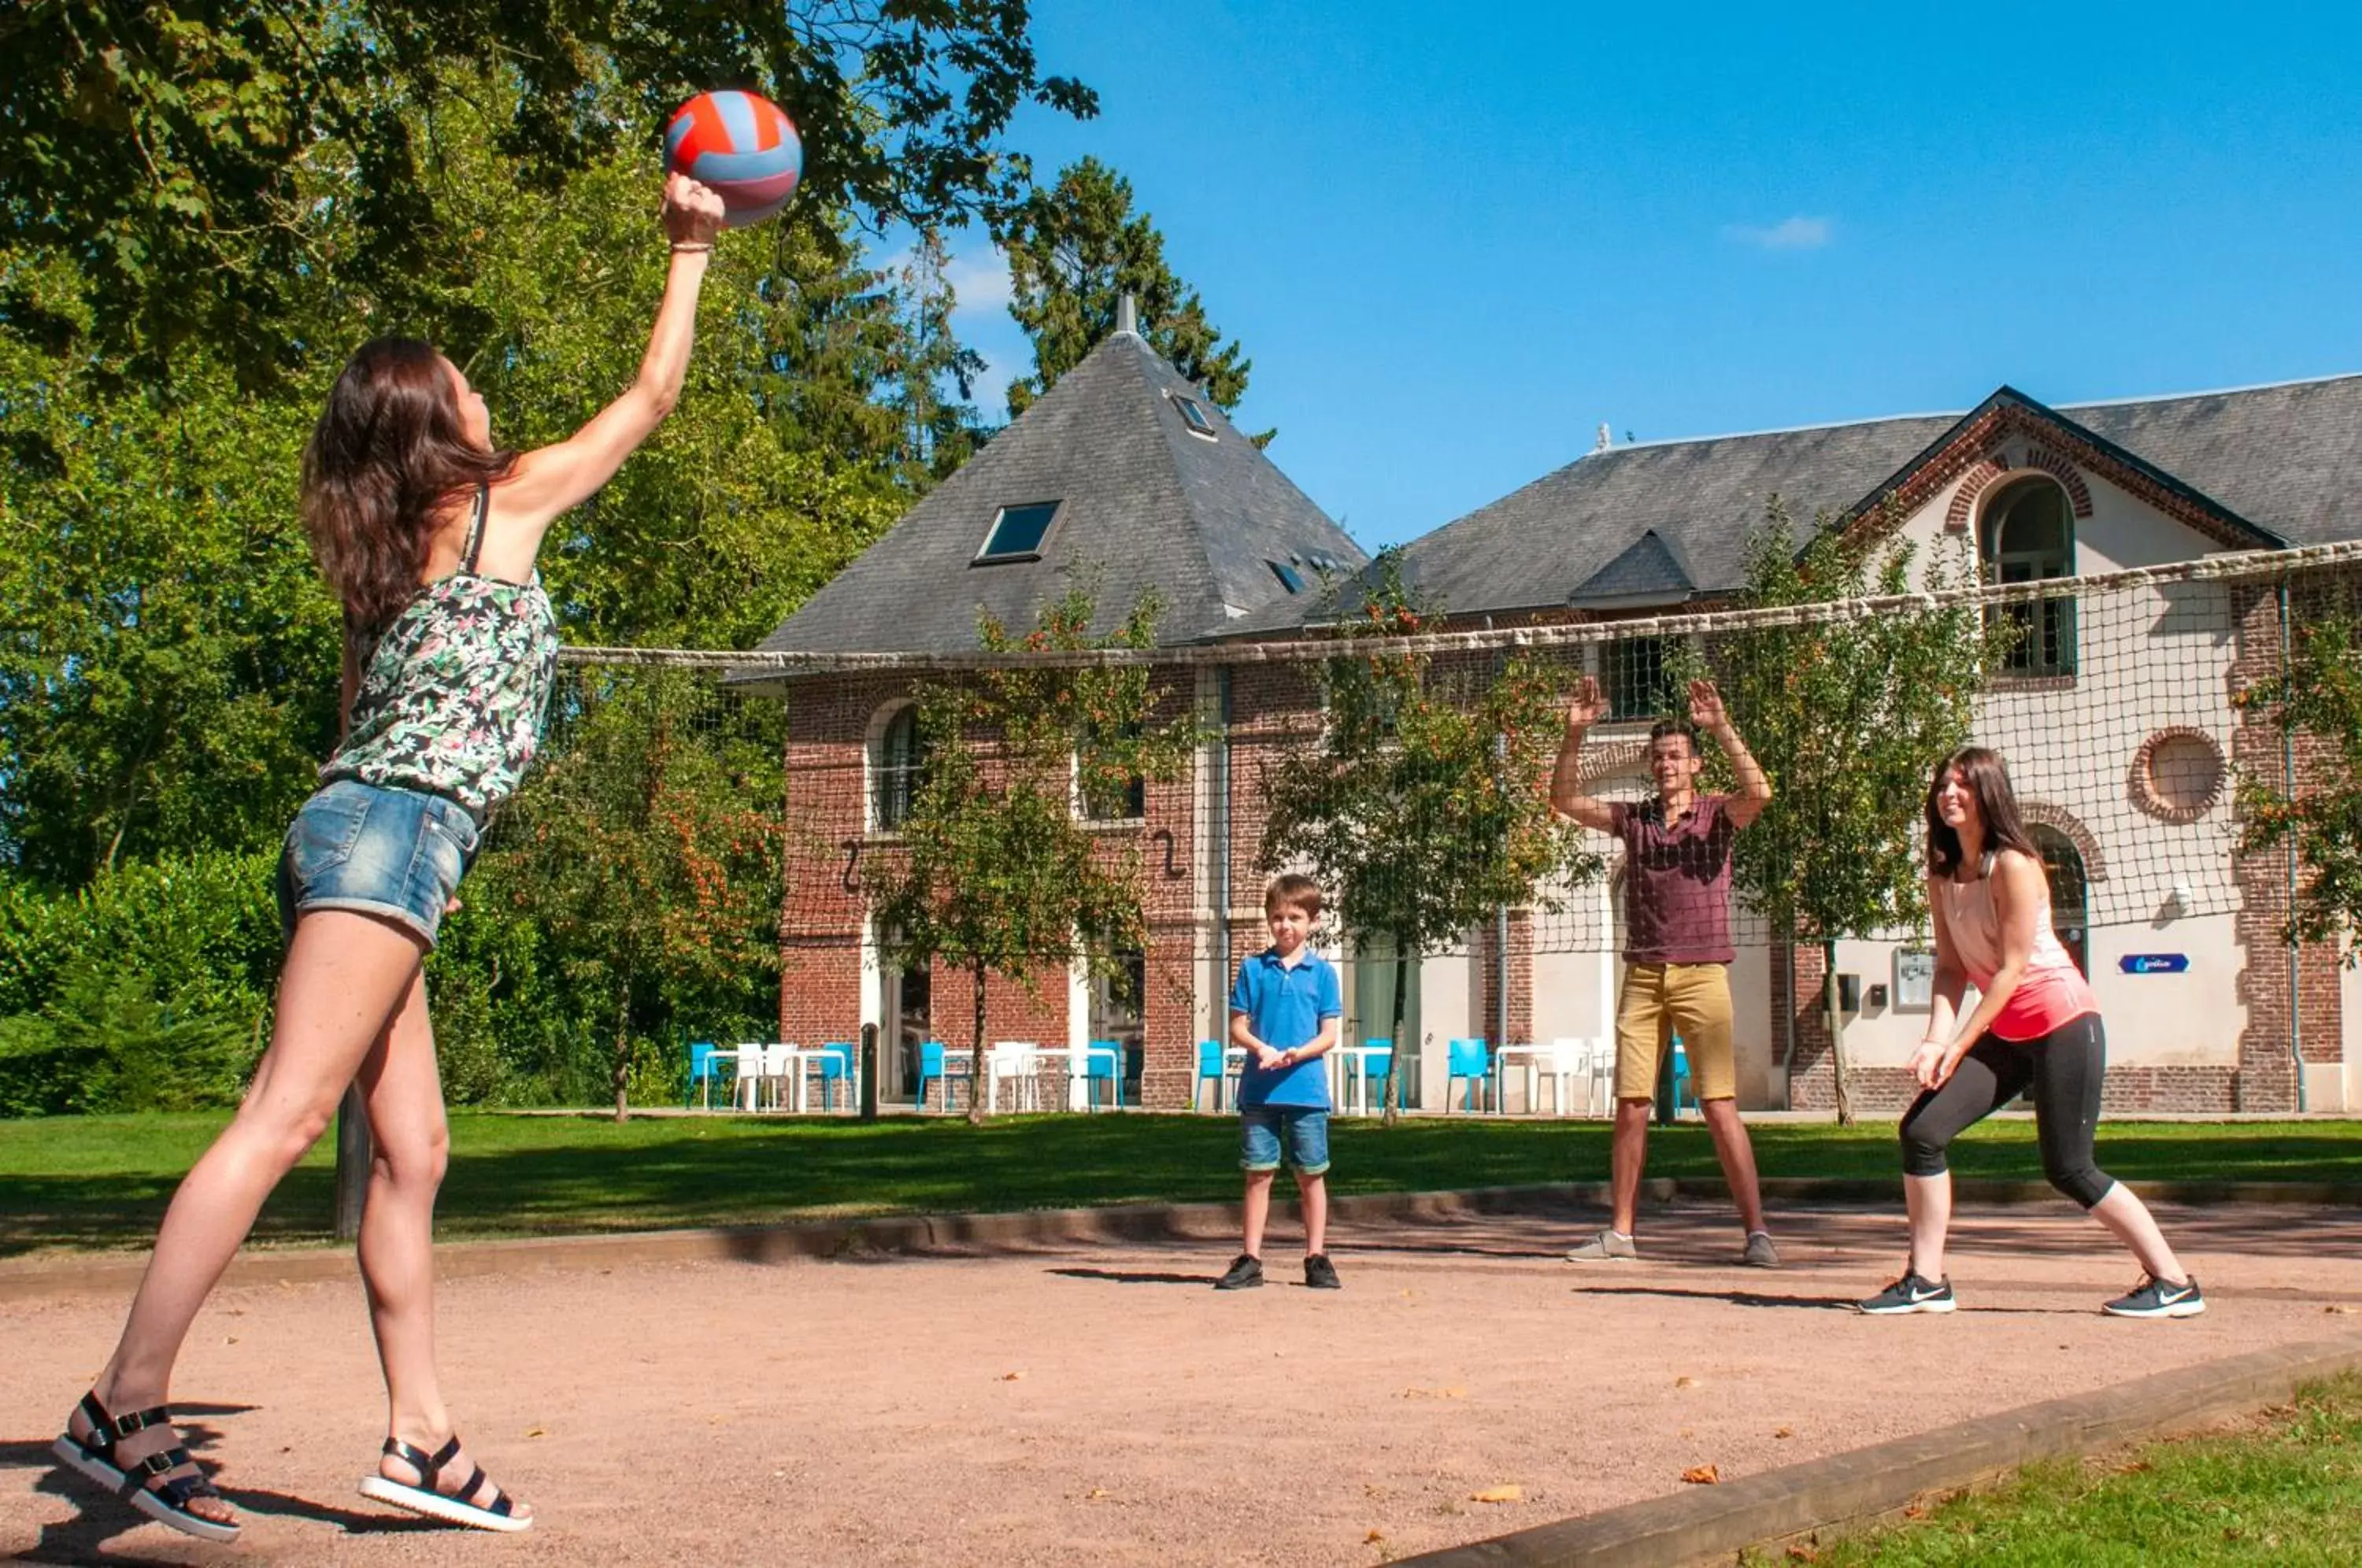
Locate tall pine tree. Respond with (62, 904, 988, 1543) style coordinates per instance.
(999, 157, 1262, 437)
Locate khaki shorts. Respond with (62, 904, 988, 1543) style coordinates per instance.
(1614, 962, 1737, 1103)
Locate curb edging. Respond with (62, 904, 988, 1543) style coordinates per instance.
(6, 1174, 2360, 1303)
(1397, 1333, 2362, 1567)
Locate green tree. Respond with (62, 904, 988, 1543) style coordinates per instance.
(887, 229, 990, 485)
(2234, 605, 2362, 959)
(1257, 552, 1593, 1123)
(864, 583, 1195, 1122)
(1681, 504, 1994, 1124)
(2, 1, 1095, 385)
(480, 671, 785, 1122)
(0, 71, 925, 881)
(1000, 157, 1259, 430)
(0, 324, 338, 882)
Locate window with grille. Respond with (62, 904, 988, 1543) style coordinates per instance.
(1982, 480, 2077, 677)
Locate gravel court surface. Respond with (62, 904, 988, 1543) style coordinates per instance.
(8, 1199, 2362, 1566)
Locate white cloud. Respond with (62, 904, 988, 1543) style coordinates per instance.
(1723, 216, 1833, 251)
(944, 248, 1014, 315)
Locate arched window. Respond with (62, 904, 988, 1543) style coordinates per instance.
(872, 704, 927, 831)
(1981, 479, 2076, 677)
(2029, 823, 2088, 975)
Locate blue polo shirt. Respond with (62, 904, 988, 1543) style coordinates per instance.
(1229, 946, 1342, 1109)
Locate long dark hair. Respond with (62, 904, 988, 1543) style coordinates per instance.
(1925, 746, 2040, 877)
(299, 338, 516, 633)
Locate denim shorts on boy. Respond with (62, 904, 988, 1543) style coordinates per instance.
(276, 777, 479, 949)
(1239, 1107, 1331, 1174)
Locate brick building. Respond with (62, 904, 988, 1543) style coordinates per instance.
(756, 337, 2362, 1115)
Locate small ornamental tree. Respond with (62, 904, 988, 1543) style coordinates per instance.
(483, 670, 784, 1122)
(1675, 503, 1994, 1123)
(865, 584, 1196, 1122)
(2234, 608, 2362, 957)
(1258, 551, 1594, 1124)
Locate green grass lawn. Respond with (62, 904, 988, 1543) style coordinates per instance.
(5, 1111, 2362, 1256)
(1749, 1374, 2362, 1566)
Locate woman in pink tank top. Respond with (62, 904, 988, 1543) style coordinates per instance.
(1855, 747, 2204, 1321)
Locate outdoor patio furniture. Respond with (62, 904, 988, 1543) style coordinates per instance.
(1446, 1037, 1492, 1112)
(809, 1042, 854, 1111)
(1194, 1040, 1230, 1111)
(684, 1041, 727, 1110)
(1333, 1039, 1391, 1115)
(916, 1040, 972, 1112)
(1083, 1039, 1124, 1111)
(985, 1041, 1040, 1113)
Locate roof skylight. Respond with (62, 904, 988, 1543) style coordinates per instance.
(976, 501, 1061, 564)
(1268, 560, 1305, 594)
(1173, 396, 1218, 439)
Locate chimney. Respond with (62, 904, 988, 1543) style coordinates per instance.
(1116, 294, 1139, 337)
(1594, 422, 1612, 453)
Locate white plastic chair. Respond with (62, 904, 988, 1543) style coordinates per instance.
(987, 1041, 1038, 1113)
(731, 1042, 768, 1111)
(759, 1042, 798, 1111)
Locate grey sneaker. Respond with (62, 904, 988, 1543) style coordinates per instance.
(1564, 1229, 1638, 1263)
(1741, 1230, 1780, 1268)
(2102, 1274, 2205, 1318)
(1856, 1270, 1956, 1315)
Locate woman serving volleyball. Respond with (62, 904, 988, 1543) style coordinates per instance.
(50, 170, 727, 1540)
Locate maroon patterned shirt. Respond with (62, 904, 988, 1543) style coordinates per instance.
(1609, 794, 1739, 965)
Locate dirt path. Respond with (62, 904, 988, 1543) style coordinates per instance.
(9, 1199, 2362, 1566)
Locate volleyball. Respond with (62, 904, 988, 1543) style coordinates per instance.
(664, 91, 802, 228)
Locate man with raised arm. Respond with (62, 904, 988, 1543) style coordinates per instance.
(1549, 677, 1779, 1267)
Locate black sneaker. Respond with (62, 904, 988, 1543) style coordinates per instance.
(1304, 1254, 1341, 1289)
(1214, 1253, 1264, 1290)
(2102, 1274, 2205, 1318)
(1855, 1270, 1956, 1315)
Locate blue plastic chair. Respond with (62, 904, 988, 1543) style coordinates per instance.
(810, 1042, 854, 1111)
(1196, 1040, 1230, 1112)
(915, 1040, 957, 1112)
(1083, 1039, 1125, 1111)
(1668, 1037, 1694, 1115)
(1354, 1039, 1394, 1115)
(1446, 1037, 1492, 1112)
(684, 1041, 725, 1110)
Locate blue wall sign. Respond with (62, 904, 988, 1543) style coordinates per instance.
(2120, 954, 2190, 974)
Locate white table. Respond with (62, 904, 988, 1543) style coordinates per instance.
(703, 1046, 758, 1111)
(1495, 1041, 1602, 1117)
(754, 1045, 850, 1115)
(984, 1043, 1041, 1113)
(1328, 1045, 1390, 1115)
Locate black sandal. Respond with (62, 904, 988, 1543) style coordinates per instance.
(50, 1390, 240, 1543)
(357, 1434, 532, 1533)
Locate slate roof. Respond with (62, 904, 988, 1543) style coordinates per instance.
(755, 330, 1364, 656)
(1235, 373, 2362, 631)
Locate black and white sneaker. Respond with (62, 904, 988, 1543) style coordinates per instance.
(1855, 1270, 1956, 1315)
(1214, 1253, 1264, 1290)
(2102, 1274, 2205, 1318)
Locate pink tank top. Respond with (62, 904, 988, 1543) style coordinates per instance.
(1935, 852, 2097, 1041)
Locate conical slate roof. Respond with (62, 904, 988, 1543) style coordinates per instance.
(756, 330, 1364, 656)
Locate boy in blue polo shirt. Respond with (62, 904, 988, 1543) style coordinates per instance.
(1217, 873, 1344, 1290)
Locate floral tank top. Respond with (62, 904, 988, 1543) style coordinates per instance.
(320, 486, 560, 815)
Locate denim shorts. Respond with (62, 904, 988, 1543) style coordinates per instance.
(1239, 1107, 1331, 1174)
(276, 778, 479, 949)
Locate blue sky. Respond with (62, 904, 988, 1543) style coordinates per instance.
(902, 1, 2362, 551)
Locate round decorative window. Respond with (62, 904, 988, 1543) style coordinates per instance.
(2131, 728, 2224, 823)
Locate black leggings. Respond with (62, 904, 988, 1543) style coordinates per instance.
(1898, 1012, 2115, 1209)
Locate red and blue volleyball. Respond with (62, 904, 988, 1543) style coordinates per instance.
(665, 91, 802, 228)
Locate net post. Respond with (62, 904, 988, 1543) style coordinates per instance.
(860, 1022, 879, 1122)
